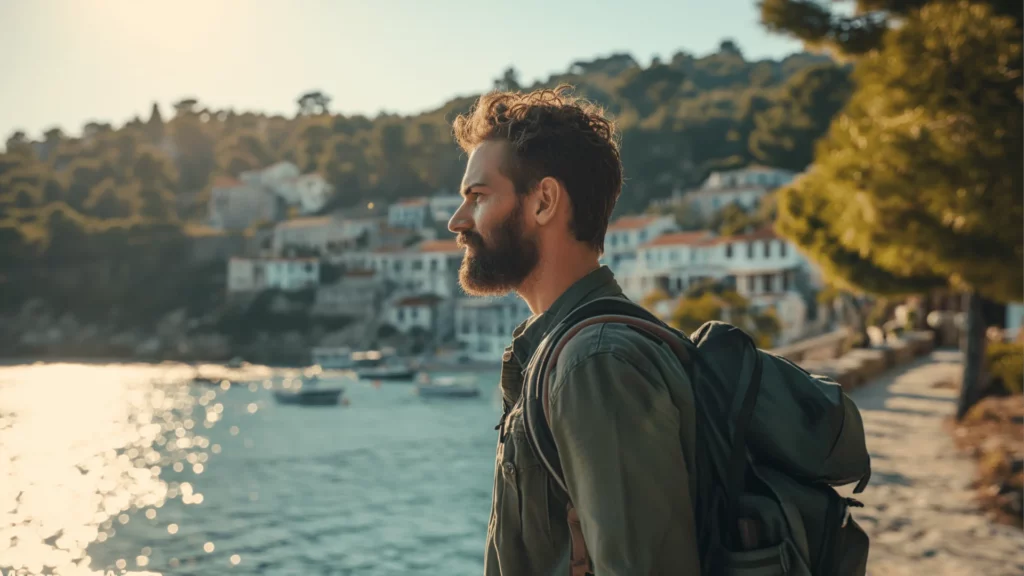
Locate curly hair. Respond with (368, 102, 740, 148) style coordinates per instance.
(452, 85, 623, 252)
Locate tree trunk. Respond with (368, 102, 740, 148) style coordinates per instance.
(956, 290, 987, 421)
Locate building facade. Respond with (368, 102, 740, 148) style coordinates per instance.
(227, 257, 320, 293)
(454, 294, 532, 361)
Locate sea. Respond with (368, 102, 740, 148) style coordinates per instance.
(0, 361, 504, 576)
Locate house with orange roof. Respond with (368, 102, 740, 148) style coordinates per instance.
(620, 225, 820, 344)
(602, 214, 678, 268)
(368, 237, 463, 298)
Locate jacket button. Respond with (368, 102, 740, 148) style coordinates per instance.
(503, 462, 515, 475)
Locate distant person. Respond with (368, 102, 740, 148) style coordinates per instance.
(447, 85, 701, 575)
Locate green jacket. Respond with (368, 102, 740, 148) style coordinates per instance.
(484, 266, 701, 575)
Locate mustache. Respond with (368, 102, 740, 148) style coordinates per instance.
(457, 231, 484, 250)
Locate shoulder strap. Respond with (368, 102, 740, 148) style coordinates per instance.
(522, 297, 765, 573)
(521, 296, 695, 495)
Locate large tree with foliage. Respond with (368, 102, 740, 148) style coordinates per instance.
(762, 0, 1023, 418)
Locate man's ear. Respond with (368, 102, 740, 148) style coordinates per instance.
(532, 176, 563, 226)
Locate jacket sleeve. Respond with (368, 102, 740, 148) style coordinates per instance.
(547, 350, 699, 575)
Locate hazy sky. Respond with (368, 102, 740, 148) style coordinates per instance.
(2, 0, 803, 141)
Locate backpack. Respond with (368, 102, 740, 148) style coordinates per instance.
(521, 296, 872, 576)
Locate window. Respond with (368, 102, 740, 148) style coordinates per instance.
(762, 274, 773, 293)
(639, 230, 647, 242)
(780, 242, 788, 258)
(782, 272, 790, 291)
(747, 242, 755, 259)
(763, 241, 770, 259)
(610, 234, 619, 248)
(430, 259, 438, 271)
(747, 276, 756, 292)
(397, 309, 405, 322)
(725, 244, 733, 259)
(412, 260, 423, 271)
(411, 307, 419, 319)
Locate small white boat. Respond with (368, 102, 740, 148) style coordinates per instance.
(272, 367, 347, 407)
(415, 373, 480, 398)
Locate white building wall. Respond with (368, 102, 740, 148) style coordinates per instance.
(387, 304, 434, 333)
(454, 295, 531, 361)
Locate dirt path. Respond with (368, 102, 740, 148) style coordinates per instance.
(844, 349, 1024, 575)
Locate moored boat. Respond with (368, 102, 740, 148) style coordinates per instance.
(415, 372, 480, 398)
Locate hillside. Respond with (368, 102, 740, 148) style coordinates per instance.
(0, 39, 852, 333)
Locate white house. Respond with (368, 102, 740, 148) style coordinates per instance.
(454, 294, 532, 361)
(703, 166, 797, 190)
(387, 197, 430, 230)
(622, 230, 719, 300)
(226, 257, 320, 294)
(208, 177, 280, 231)
(241, 161, 300, 187)
(291, 174, 333, 214)
(239, 161, 331, 215)
(385, 294, 443, 334)
(602, 215, 678, 270)
(272, 216, 378, 256)
(683, 186, 769, 219)
(629, 228, 808, 299)
(370, 239, 463, 297)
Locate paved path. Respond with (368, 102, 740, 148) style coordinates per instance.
(843, 350, 1024, 575)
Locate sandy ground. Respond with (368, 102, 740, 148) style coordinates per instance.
(844, 350, 1024, 575)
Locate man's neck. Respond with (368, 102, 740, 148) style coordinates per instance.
(518, 248, 600, 315)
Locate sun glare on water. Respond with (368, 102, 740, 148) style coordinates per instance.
(0, 362, 235, 575)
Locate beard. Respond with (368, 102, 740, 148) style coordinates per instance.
(456, 201, 539, 297)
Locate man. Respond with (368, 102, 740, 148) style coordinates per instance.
(448, 86, 700, 575)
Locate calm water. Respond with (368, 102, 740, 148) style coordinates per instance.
(0, 362, 503, 576)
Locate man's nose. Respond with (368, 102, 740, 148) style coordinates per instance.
(449, 202, 472, 234)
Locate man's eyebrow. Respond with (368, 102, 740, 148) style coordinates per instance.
(461, 182, 486, 197)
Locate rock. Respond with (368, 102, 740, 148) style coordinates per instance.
(843, 348, 889, 377)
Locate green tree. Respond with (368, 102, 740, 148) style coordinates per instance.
(764, 0, 1023, 418)
(215, 130, 273, 175)
(749, 63, 853, 171)
(296, 91, 332, 116)
(493, 67, 522, 92)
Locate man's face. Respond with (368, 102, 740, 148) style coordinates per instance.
(449, 140, 540, 296)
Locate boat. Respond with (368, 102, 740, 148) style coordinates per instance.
(311, 346, 355, 370)
(273, 387, 345, 406)
(272, 367, 346, 406)
(415, 373, 480, 398)
(352, 349, 415, 380)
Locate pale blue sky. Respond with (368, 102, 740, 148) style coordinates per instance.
(1, 0, 803, 141)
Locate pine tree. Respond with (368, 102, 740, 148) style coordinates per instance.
(763, 0, 1023, 418)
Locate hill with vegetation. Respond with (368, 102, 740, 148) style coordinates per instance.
(0, 39, 851, 350)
